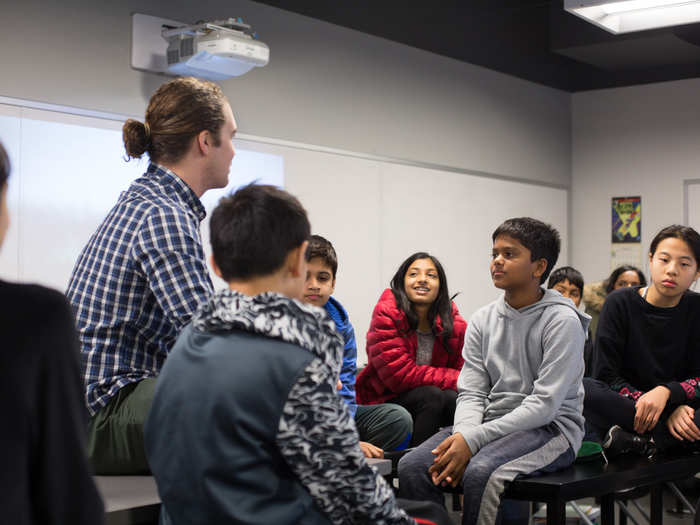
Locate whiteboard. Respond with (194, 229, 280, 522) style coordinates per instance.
(241, 141, 568, 364)
(0, 105, 283, 291)
(0, 101, 568, 365)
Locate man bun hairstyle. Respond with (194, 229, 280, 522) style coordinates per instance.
(492, 217, 561, 284)
(123, 120, 151, 159)
(123, 77, 227, 165)
(305, 235, 338, 278)
(210, 184, 310, 281)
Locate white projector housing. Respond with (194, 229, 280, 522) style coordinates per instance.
(131, 14, 269, 81)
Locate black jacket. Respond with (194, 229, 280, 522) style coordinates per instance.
(0, 280, 104, 525)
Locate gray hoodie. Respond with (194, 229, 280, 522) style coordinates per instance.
(453, 289, 590, 455)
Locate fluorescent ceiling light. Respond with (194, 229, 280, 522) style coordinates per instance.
(564, 0, 700, 34)
(601, 0, 691, 14)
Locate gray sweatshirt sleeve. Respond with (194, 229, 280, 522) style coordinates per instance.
(452, 318, 488, 438)
(454, 312, 584, 455)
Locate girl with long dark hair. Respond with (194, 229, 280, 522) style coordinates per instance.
(356, 252, 467, 446)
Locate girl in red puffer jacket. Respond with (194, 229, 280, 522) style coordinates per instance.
(356, 252, 466, 446)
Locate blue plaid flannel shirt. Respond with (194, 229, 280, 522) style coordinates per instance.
(66, 163, 214, 416)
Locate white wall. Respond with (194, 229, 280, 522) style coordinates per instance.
(0, 107, 567, 366)
(0, 0, 571, 187)
(0, 0, 574, 362)
(571, 78, 700, 284)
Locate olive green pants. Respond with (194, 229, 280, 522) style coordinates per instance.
(87, 378, 157, 474)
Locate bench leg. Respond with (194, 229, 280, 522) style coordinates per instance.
(600, 494, 615, 525)
(546, 499, 566, 525)
(650, 484, 663, 525)
(618, 501, 627, 525)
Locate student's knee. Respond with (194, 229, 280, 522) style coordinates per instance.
(398, 429, 451, 478)
(441, 388, 457, 403)
(440, 388, 457, 410)
(412, 385, 446, 409)
(398, 447, 431, 487)
(386, 404, 413, 445)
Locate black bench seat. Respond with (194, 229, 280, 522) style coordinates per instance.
(501, 452, 700, 525)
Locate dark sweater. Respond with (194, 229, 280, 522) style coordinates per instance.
(0, 281, 104, 525)
(594, 286, 700, 404)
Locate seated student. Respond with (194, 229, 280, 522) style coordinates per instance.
(584, 225, 700, 459)
(303, 234, 413, 457)
(356, 252, 467, 446)
(583, 264, 646, 338)
(548, 266, 595, 376)
(399, 218, 589, 525)
(145, 185, 425, 525)
(0, 142, 104, 524)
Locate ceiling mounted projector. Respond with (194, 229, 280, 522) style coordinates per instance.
(131, 13, 269, 81)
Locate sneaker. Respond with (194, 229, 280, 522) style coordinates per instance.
(602, 425, 657, 460)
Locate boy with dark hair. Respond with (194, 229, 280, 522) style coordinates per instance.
(144, 185, 414, 525)
(303, 235, 412, 457)
(399, 217, 590, 525)
(547, 266, 584, 307)
(548, 266, 595, 376)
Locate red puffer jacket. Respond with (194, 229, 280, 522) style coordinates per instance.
(356, 288, 467, 405)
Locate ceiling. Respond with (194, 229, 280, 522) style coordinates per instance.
(254, 0, 700, 92)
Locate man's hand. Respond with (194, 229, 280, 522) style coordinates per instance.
(360, 441, 384, 458)
(634, 386, 670, 433)
(427, 433, 472, 488)
(667, 405, 700, 442)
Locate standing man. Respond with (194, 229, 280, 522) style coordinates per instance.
(67, 77, 237, 474)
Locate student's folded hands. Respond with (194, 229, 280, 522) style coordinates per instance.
(428, 433, 472, 488)
(667, 405, 700, 442)
(634, 386, 671, 434)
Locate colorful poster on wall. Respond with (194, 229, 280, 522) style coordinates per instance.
(612, 196, 641, 243)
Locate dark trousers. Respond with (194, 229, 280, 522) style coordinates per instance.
(87, 378, 156, 474)
(399, 425, 574, 525)
(390, 386, 457, 446)
(355, 403, 413, 450)
(583, 377, 700, 451)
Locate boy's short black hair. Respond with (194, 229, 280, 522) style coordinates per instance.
(305, 234, 338, 278)
(547, 266, 584, 292)
(210, 184, 310, 281)
(492, 217, 561, 284)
